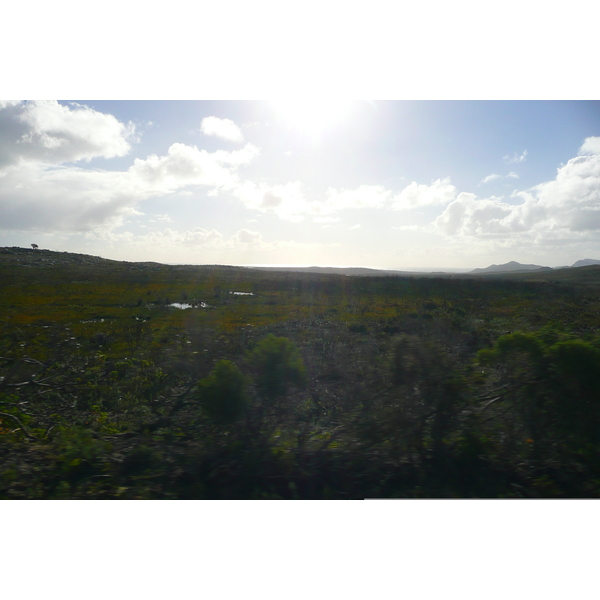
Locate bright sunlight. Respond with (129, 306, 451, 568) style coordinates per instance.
(270, 99, 356, 141)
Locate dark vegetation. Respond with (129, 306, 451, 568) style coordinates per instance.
(3, 246, 600, 498)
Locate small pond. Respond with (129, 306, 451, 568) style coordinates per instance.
(169, 302, 210, 309)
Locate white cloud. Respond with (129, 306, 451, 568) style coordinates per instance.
(129, 142, 243, 193)
(435, 193, 530, 237)
(88, 227, 226, 249)
(0, 164, 144, 232)
(231, 228, 263, 245)
(156, 227, 225, 247)
(0, 135, 258, 233)
(392, 225, 421, 231)
(150, 214, 173, 222)
(84, 226, 356, 265)
(390, 178, 457, 209)
(0, 100, 21, 109)
(529, 153, 600, 228)
(0, 103, 265, 233)
(579, 136, 600, 156)
(436, 144, 600, 244)
(225, 178, 458, 222)
(349, 223, 361, 230)
(0, 102, 466, 232)
(228, 180, 313, 221)
(200, 116, 244, 143)
(326, 185, 392, 210)
(0, 101, 134, 169)
(211, 143, 260, 165)
(481, 173, 501, 184)
(480, 172, 519, 184)
(503, 149, 528, 164)
(323, 179, 456, 214)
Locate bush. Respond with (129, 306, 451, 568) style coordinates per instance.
(247, 335, 305, 402)
(197, 360, 247, 425)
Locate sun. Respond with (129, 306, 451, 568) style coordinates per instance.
(270, 99, 356, 141)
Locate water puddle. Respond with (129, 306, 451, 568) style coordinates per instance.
(169, 302, 210, 309)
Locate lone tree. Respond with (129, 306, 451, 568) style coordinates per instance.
(31, 243, 38, 250)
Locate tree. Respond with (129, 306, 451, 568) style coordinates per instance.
(31, 243, 39, 250)
(197, 360, 247, 425)
(247, 335, 305, 403)
(477, 331, 600, 450)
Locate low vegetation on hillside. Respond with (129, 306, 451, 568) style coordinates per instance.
(3, 247, 600, 498)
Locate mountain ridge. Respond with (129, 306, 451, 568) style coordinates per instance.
(470, 259, 600, 274)
(470, 261, 553, 274)
(2, 247, 600, 277)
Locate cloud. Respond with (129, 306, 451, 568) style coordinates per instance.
(326, 185, 392, 210)
(89, 226, 226, 248)
(211, 144, 259, 165)
(390, 178, 457, 209)
(579, 136, 600, 156)
(150, 214, 173, 222)
(480, 172, 519, 184)
(84, 226, 355, 265)
(481, 173, 501, 184)
(129, 142, 245, 193)
(503, 149, 528, 164)
(435, 143, 600, 243)
(228, 180, 313, 221)
(0, 101, 465, 232)
(323, 179, 456, 214)
(0, 102, 265, 233)
(0, 164, 144, 232)
(0, 101, 134, 169)
(200, 116, 243, 143)
(224, 178, 459, 222)
(392, 225, 421, 231)
(435, 193, 532, 237)
(0, 141, 258, 233)
(349, 224, 361, 230)
(231, 228, 263, 245)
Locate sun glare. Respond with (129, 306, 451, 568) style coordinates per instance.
(270, 99, 355, 141)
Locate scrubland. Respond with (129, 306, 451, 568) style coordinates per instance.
(3, 247, 600, 498)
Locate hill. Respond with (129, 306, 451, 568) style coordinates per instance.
(571, 258, 600, 268)
(470, 260, 552, 274)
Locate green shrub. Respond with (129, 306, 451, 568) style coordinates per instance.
(247, 335, 305, 402)
(197, 360, 247, 425)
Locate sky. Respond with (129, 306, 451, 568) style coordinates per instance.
(1, 100, 599, 270)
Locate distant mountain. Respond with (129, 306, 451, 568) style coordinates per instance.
(571, 258, 600, 268)
(471, 261, 552, 274)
